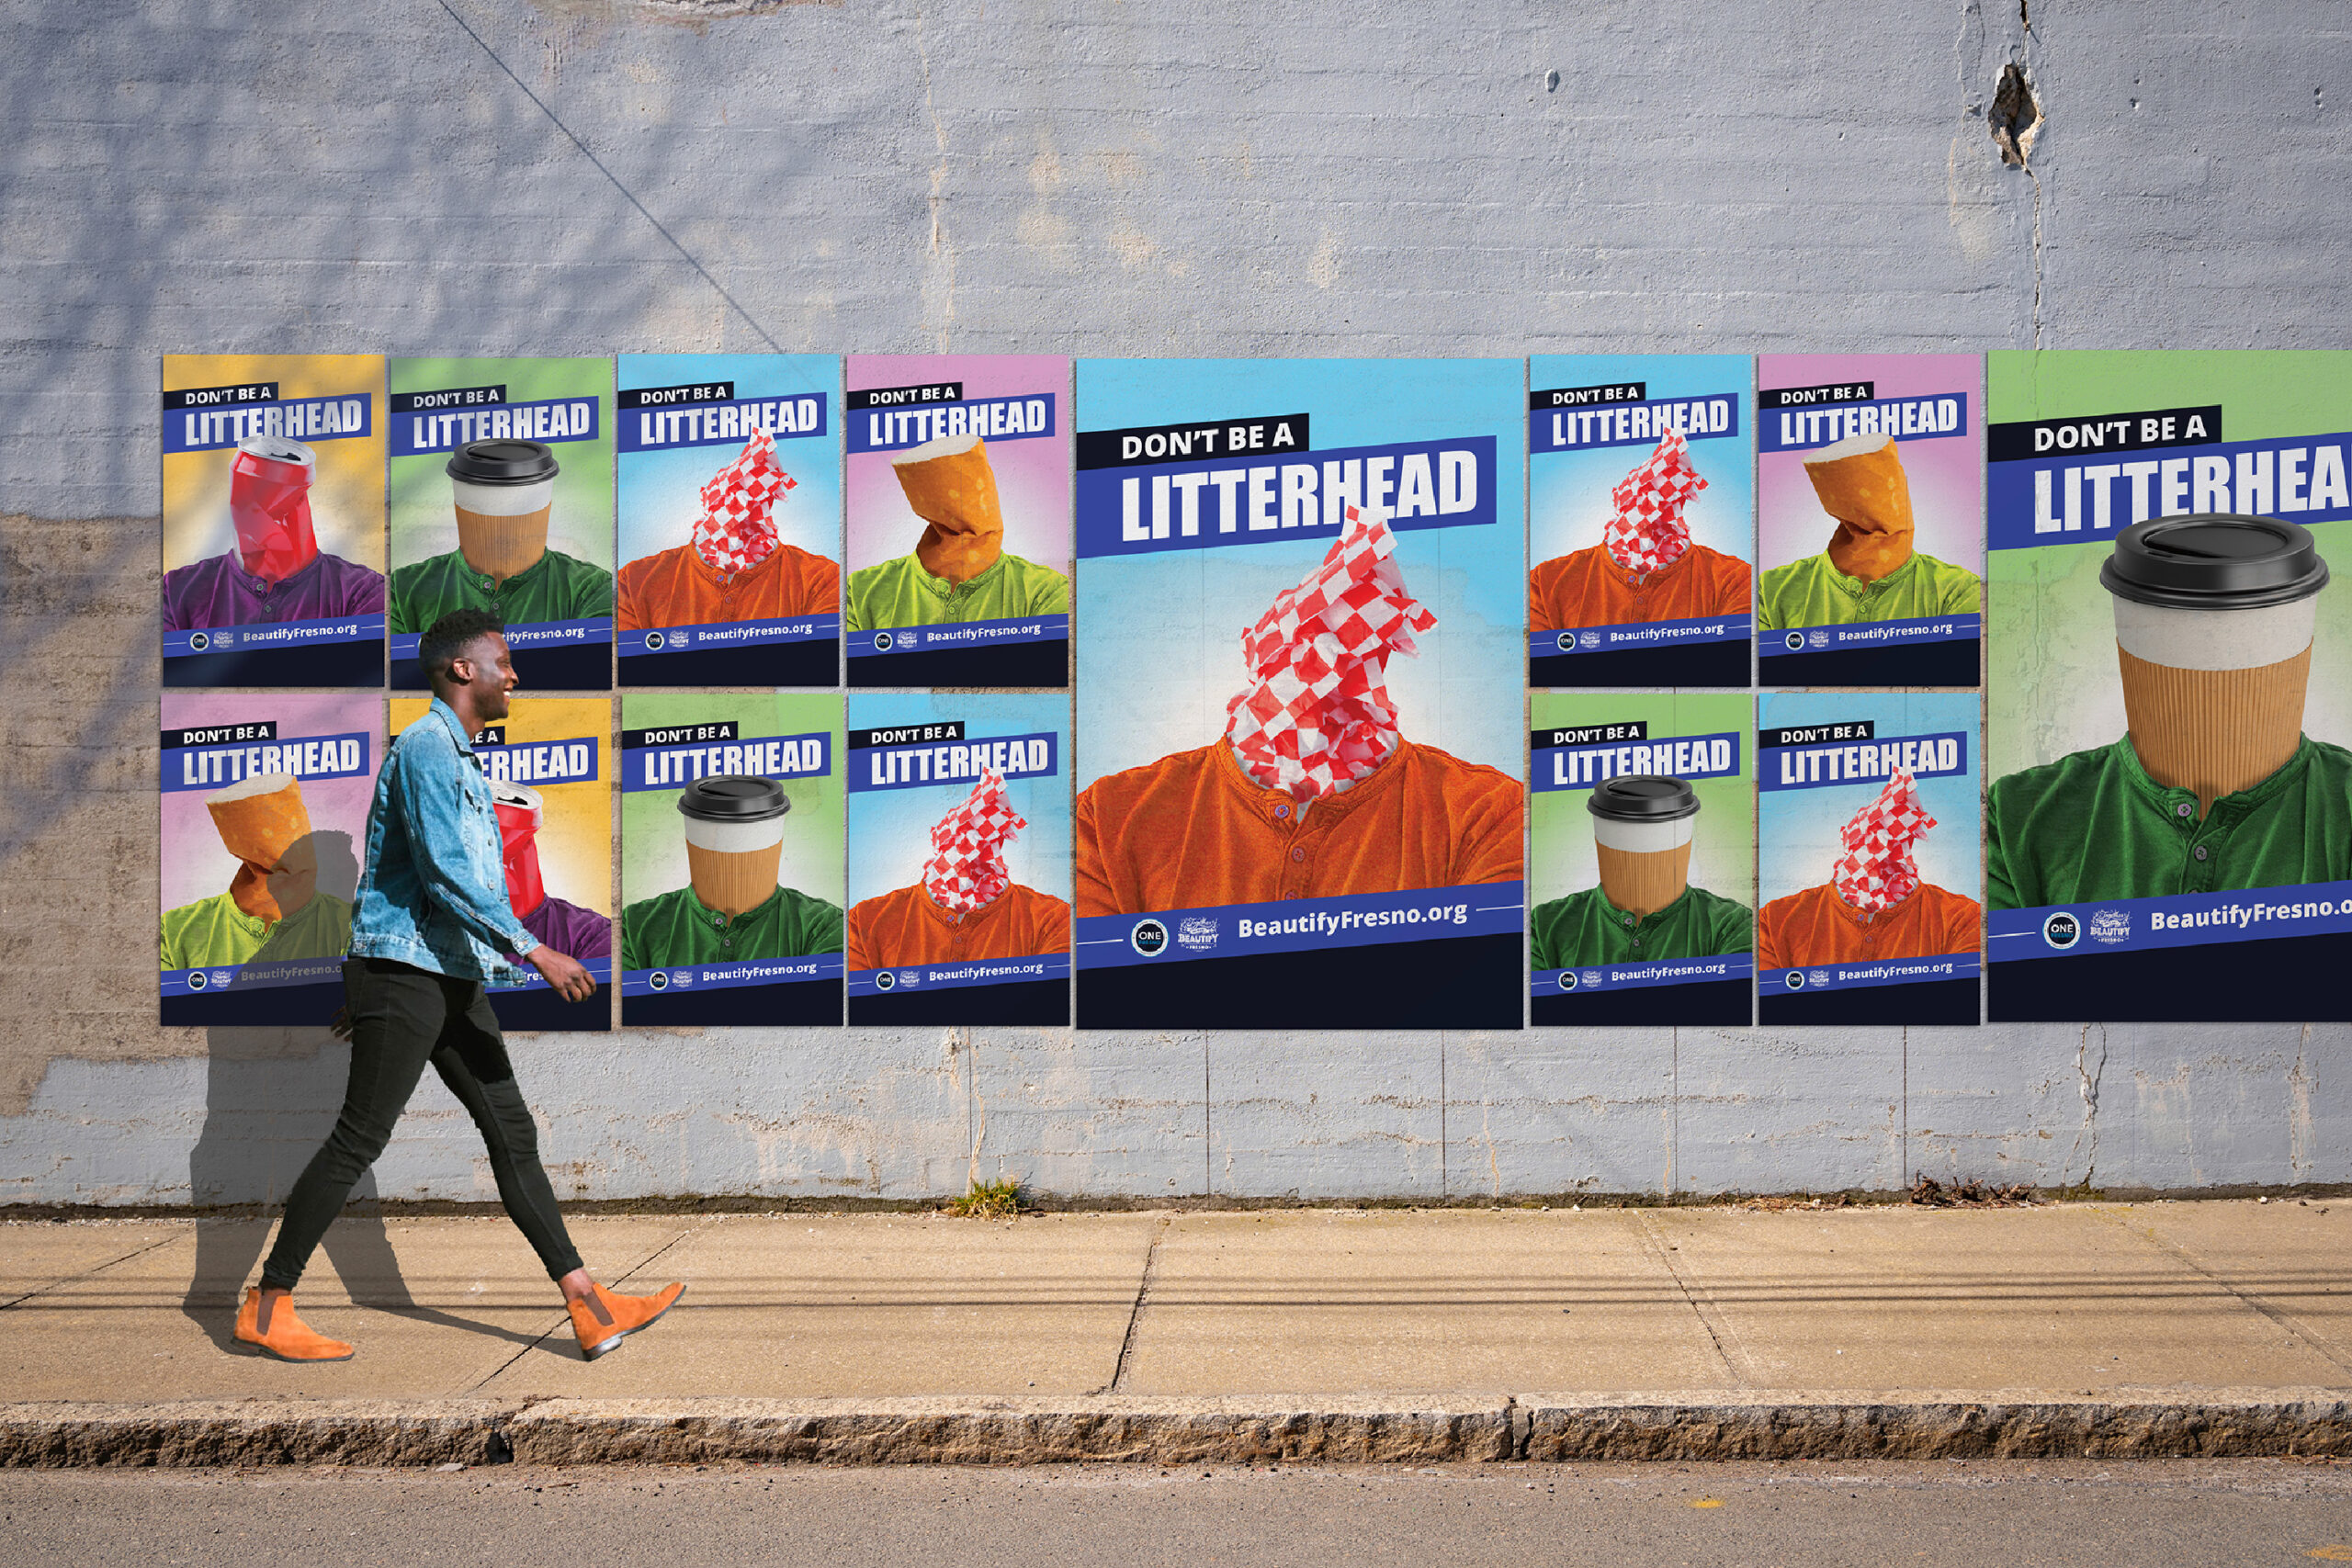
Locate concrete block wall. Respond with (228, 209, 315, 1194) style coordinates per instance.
(3, 0, 2347, 1205)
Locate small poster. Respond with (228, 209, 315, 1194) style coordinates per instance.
(388, 357, 615, 691)
(161, 694, 382, 1026)
(618, 694, 845, 1025)
(845, 355, 1070, 687)
(1072, 358, 1526, 1029)
(162, 355, 388, 688)
(616, 353, 842, 687)
(1986, 351, 2352, 1021)
(1527, 355, 1753, 686)
(1756, 692, 1983, 1026)
(846, 694, 1071, 1025)
(1756, 354, 1984, 687)
(390, 696, 614, 1032)
(1529, 694, 1755, 1026)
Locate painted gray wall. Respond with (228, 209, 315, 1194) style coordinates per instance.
(3, 0, 2346, 1206)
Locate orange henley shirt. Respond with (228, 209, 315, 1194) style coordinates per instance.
(616, 542, 840, 631)
(1528, 543, 1751, 631)
(845, 882, 1072, 973)
(1074, 739, 1523, 918)
(1754, 882, 1984, 971)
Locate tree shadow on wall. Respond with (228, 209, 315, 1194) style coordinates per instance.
(178, 830, 538, 1355)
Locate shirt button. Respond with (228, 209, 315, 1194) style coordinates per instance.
(2193, 844, 2210, 862)
(1623, 915, 1634, 928)
(711, 914, 724, 928)
(478, 576, 492, 589)
(1273, 803, 1290, 819)
(1290, 847, 1306, 863)
(2176, 802, 2194, 818)
(721, 938, 733, 951)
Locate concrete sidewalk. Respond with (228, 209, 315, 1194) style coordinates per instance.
(5, 1201, 2351, 1465)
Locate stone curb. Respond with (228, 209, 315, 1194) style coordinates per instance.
(5, 1390, 2351, 1467)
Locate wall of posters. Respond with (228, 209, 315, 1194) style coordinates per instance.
(618, 694, 845, 1025)
(1071, 358, 1526, 1029)
(845, 693, 1071, 1025)
(1756, 354, 1984, 687)
(162, 355, 388, 688)
(1756, 691, 1982, 1025)
(616, 353, 842, 687)
(1986, 351, 2352, 1021)
(387, 356, 615, 692)
(1529, 693, 1755, 1025)
(390, 695, 614, 1032)
(844, 355, 1071, 687)
(1527, 355, 1753, 687)
(161, 693, 382, 1026)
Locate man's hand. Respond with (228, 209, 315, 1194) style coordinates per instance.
(528, 946, 599, 1003)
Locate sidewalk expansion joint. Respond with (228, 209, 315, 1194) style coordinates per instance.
(1634, 1211, 1752, 1390)
(1, 1235, 182, 1313)
(2091, 1208, 2352, 1381)
(1102, 1215, 1170, 1395)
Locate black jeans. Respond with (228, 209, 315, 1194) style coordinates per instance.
(261, 957, 585, 1291)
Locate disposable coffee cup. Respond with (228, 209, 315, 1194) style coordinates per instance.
(447, 439, 560, 580)
(679, 774, 790, 916)
(2102, 513, 2328, 808)
(1588, 774, 1698, 917)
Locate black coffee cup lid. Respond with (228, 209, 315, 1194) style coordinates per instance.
(447, 438, 560, 486)
(1587, 774, 1701, 824)
(677, 774, 790, 824)
(2100, 513, 2329, 610)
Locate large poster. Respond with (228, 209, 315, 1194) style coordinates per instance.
(616, 353, 841, 688)
(1071, 358, 1526, 1029)
(390, 696, 614, 1032)
(1529, 693, 1754, 1026)
(1985, 351, 2352, 1021)
(161, 694, 382, 1026)
(162, 355, 388, 688)
(845, 694, 1071, 1025)
(1756, 692, 1982, 1025)
(1526, 355, 1752, 687)
(618, 694, 845, 1026)
(1756, 354, 1984, 687)
(844, 355, 1070, 687)
(388, 357, 615, 692)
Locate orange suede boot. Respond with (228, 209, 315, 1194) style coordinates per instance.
(234, 1287, 355, 1362)
(568, 1280, 686, 1359)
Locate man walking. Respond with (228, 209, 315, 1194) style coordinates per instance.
(237, 608, 683, 1362)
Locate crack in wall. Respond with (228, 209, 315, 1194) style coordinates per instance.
(2064, 1022, 2107, 1189)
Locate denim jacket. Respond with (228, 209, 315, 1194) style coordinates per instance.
(348, 698, 541, 987)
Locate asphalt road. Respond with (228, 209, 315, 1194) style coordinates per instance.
(6, 1460, 2352, 1566)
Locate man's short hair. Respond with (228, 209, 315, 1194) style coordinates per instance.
(419, 609, 506, 687)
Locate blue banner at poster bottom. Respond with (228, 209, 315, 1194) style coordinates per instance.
(490, 958, 614, 995)
(850, 614, 1069, 660)
(847, 952, 1070, 998)
(1760, 951, 1981, 995)
(1529, 615, 1751, 660)
(1077, 882, 1524, 970)
(162, 956, 344, 998)
(1763, 613, 1980, 657)
(1989, 881, 2352, 960)
(619, 953, 843, 998)
(620, 615, 839, 658)
(1532, 953, 1754, 998)
(166, 614, 385, 660)
(392, 617, 614, 660)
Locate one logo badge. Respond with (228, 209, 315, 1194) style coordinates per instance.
(1178, 917, 1218, 952)
(1782, 631, 1804, 651)
(2089, 908, 2132, 945)
(1784, 969, 1806, 989)
(647, 970, 669, 991)
(644, 631, 667, 651)
(1557, 970, 1578, 991)
(2042, 910, 2082, 950)
(1129, 918, 1170, 957)
(873, 631, 896, 652)
(186, 969, 209, 991)
(1555, 632, 1576, 653)
(874, 970, 896, 991)
(188, 631, 210, 653)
